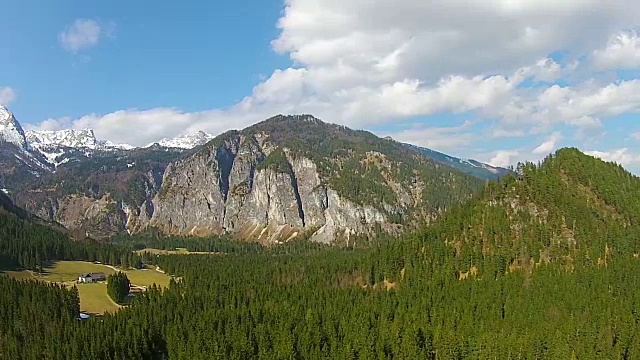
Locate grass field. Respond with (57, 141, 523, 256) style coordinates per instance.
(125, 266, 171, 288)
(37, 261, 118, 283)
(76, 283, 121, 314)
(135, 247, 224, 255)
(2, 261, 171, 314)
(2, 270, 35, 280)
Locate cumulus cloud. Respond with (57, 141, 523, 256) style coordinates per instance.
(533, 132, 563, 155)
(274, 0, 637, 80)
(489, 150, 520, 168)
(586, 148, 640, 166)
(59, 19, 112, 53)
(0, 87, 16, 105)
(380, 121, 476, 152)
(27, 108, 264, 147)
(593, 30, 640, 69)
(28, 1, 640, 170)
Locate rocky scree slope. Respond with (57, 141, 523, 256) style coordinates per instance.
(148, 115, 484, 243)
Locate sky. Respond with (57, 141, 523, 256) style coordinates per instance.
(3, 1, 640, 172)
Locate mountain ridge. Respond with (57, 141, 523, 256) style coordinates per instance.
(2, 105, 510, 181)
(147, 114, 484, 243)
(8, 114, 485, 242)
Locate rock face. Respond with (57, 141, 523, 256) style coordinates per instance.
(8, 114, 484, 243)
(148, 133, 388, 243)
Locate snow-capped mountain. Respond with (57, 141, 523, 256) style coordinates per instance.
(26, 129, 101, 149)
(0, 105, 29, 149)
(24, 129, 135, 167)
(26, 129, 135, 150)
(148, 130, 214, 149)
(0, 106, 53, 187)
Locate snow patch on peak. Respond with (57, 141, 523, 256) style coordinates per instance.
(25, 128, 135, 152)
(26, 129, 99, 149)
(0, 105, 28, 149)
(101, 140, 135, 150)
(149, 130, 214, 149)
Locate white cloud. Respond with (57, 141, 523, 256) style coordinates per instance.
(513, 58, 565, 83)
(492, 79, 640, 136)
(27, 0, 640, 166)
(274, 0, 637, 80)
(593, 30, 640, 70)
(59, 19, 110, 53)
(489, 150, 520, 168)
(586, 148, 640, 166)
(380, 121, 475, 152)
(27, 107, 277, 147)
(533, 132, 563, 155)
(0, 87, 16, 105)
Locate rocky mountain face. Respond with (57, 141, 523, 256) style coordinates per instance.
(12, 145, 187, 239)
(144, 115, 483, 243)
(9, 114, 484, 243)
(2, 107, 489, 243)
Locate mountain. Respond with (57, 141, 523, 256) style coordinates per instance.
(25, 129, 135, 167)
(149, 130, 215, 149)
(12, 145, 187, 239)
(0, 106, 53, 189)
(146, 115, 484, 243)
(25, 128, 134, 151)
(12, 114, 485, 242)
(0, 105, 29, 149)
(398, 141, 510, 180)
(0, 188, 31, 219)
(425, 147, 640, 271)
(26, 129, 102, 149)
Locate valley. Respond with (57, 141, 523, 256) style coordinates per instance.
(5, 3, 640, 358)
(2, 144, 640, 358)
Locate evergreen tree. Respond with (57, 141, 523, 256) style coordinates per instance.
(107, 272, 130, 304)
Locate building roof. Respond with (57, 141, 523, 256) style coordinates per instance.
(79, 272, 107, 278)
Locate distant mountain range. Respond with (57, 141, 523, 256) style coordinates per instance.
(398, 142, 510, 180)
(1, 105, 507, 178)
(0, 105, 503, 242)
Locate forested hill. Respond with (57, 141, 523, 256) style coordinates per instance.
(423, 147, 640, 271)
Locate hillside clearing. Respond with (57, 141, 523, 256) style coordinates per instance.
(2, 261, 171, 314)
(76, 283, 121, 314)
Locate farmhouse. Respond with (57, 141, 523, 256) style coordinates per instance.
(78, 273, 107, 283)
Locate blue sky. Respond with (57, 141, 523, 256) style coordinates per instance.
(1, 0, 287, 119)
(3, 1, 640, 172)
